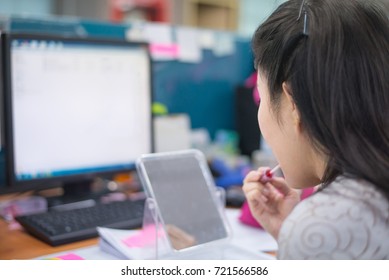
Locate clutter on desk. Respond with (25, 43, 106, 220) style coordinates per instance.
(210, 157, 250, 189)
(0, 196, 47, 224)
(225, 187, 246, 208)
(44, 253, 85, 260)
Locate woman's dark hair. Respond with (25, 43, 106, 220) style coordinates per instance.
(252, 0, 389, 198)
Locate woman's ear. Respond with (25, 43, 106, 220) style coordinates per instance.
(282, 82, 301, 129)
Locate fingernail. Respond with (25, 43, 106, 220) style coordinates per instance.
(259, 168, 272, 183)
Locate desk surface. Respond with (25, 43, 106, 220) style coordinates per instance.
(0, 209, 278, 260)
(0, 218, 98, 260)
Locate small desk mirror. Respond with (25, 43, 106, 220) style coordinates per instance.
(137, 149, 230, 252)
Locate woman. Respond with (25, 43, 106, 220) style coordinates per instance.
(242, 0, 389, 259)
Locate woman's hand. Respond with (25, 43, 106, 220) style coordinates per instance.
(242, 167, 300, 239)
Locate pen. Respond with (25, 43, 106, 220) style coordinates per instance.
(259, 164, 280, 182)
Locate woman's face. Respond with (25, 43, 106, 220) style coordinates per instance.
(257, 71, 322, 189)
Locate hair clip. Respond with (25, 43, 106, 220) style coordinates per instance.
(297, 0, 309, 36)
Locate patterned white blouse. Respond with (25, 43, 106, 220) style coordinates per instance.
(277, 176, 389, 259)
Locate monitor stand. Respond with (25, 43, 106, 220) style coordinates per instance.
(46, 179, 111, 211)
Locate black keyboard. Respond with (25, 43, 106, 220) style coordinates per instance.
(16, 198, 145, 246)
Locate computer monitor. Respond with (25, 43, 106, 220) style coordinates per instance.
(2, 33, 153, 200)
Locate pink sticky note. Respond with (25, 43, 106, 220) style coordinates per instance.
(149, 43, 179, 59)
(122, 225, 164, 248)
(56, 253, 84, 260)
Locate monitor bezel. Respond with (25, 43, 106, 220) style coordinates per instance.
(0, 31, 7, 195)
(3, 32, 154, 193)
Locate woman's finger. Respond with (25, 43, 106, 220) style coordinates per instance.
(243, 167, 271, 184)
(243, 170, 261, 183)
(269, 176, 291, 196)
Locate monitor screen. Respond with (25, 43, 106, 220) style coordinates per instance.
(4, 33, 152, 191)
